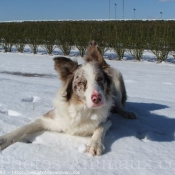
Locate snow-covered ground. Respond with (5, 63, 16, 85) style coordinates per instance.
(0, 51, 175, 175)
(1, 45, 175, 63)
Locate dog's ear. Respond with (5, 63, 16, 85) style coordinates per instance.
(85, 40, 109, 69)
(54, 57, 78, 82)
(54, 57, 78, 101)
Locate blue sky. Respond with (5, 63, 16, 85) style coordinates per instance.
(0, 0, 174, 21)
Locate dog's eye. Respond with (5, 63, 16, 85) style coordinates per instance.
(78, 82, 83, 86)
(97, 77, 103, 82)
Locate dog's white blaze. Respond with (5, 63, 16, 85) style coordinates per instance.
(82, 63, 106, 108)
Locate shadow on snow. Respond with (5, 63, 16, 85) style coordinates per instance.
(105, 102, 175, 153)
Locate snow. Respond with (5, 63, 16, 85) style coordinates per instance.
(7, 110, 22, 117)
(1, 19, 175, 23)
(78, 144, 87, 153)
(0, 51, 175, 175)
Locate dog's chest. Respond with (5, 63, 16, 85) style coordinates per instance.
(62, 105, 107, 136)
(54, 97, 109, 136)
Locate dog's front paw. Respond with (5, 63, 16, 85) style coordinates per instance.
(126, 112, 137, 119)
(87, 141, 105, 156)
(0, 135, 13, 150)
(122, 111, 137, 119)
(0, 136, 6, 150)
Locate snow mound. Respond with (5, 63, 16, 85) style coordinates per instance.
(22, 96, 40, 103)
(0, 106, 7, 114)
(7, 110, 21, 117)
(78, 144, 87, 153)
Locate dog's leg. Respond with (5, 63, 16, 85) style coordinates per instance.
(114, 104, 137, 119)
(87, 120, 112, 156)
(0, 118, 45, 150)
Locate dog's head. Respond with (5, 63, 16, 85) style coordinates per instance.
(54, 41, 112, 109)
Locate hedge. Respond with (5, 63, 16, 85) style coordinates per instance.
(0, 20, 175, 62)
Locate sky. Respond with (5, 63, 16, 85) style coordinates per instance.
(0, 0, 174, 21)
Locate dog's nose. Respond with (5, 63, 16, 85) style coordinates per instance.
(91, 92, 102, 104)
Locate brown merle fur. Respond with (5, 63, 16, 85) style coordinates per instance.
(54, 41, 136, 119)
(54, 57, 79, 101)
(85, 41, 127, 108)
(85, 41, 109, 69)
(54, 57, 78, 82)
(54, 57, 112, 105)
(85, 41, 137, 119)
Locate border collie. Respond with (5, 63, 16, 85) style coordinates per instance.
(0, 41, 136, 156)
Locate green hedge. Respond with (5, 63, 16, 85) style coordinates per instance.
(0, 21, 175, 62)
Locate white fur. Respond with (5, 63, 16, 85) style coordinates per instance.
(53, 94, 111, 136)
(82, 63, 106, 108)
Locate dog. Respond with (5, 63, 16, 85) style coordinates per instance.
(0, 41, 136, 156)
